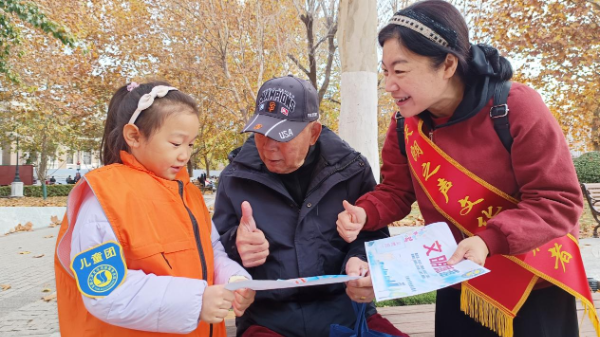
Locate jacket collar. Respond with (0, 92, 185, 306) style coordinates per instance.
(230, 126, 358, 170)
(422, 76, 499, 130)
(119, 151, 190, 183)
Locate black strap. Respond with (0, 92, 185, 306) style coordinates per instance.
(490, 81, 513, 153)
(395, 111, 406, 156)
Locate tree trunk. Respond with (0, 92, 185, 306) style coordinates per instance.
(187, 155, 195, 179)
(338, 0, 380, 181)
(291, 0, 338, 105)
(592, 106, 600, 152)
(203, 154, 211, 178)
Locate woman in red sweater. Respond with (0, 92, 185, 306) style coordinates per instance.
(338, 1, 598, 337)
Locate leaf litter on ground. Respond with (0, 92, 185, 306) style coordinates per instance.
(0, 196, 67, 207)
(7, 222, 33, 235)
(49, 215, 61, 228)
(42, 292, 57, 302)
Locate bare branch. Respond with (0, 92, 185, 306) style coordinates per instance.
(317, 0, 329, 18)
(255, 0, 265, 93)
(291, 0, 303, 16)
(313, 35, 328, 51)
(328, 97, 341, 105)
(586, 0, 600, 11)
(317, 33, 337, 103)
(197, 91, 240, 118)
(287, 54, 310, 76)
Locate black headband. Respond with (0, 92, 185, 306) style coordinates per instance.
(390, 9, 458, 49)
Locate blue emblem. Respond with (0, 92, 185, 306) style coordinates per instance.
(70, 241, 127, 298)
(259, 103, 265, 111)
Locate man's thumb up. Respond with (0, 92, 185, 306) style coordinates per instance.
(342, 200, 359, 223)
(241, 201, 257, 232)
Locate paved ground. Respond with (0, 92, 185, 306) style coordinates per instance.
(1, 193, 599, 337)
(0, 226, 60, 337)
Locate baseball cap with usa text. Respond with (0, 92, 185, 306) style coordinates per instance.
(242, 75, 319, 142)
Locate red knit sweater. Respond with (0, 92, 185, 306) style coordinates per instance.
(357, 82, 582, 257)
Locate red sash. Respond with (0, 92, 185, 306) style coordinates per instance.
(404, 117, 599, 337)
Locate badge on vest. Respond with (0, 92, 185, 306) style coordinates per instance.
(70, 241, 127, 298)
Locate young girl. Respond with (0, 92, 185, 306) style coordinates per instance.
(54, 81, 254, 337)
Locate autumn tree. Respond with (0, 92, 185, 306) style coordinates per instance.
(0, 0, 74, 83)
(165, 0, 318, 173)
(1, 0, 352, 179)
(474, 0, 600, 151)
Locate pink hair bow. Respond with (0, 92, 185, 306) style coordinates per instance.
(127, 82, 140, 92)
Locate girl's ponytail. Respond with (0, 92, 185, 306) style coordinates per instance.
(101, 85, 129, 165)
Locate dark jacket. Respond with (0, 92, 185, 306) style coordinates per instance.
(214, 127, 390, 337)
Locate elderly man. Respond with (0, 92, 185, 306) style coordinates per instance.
(214, 75, 408, 337)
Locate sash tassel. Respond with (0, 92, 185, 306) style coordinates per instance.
(460, 285, 515, 337)
(583, 298, 600, 337)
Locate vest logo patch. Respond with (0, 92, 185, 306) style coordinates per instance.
(70, 241, 126, 298)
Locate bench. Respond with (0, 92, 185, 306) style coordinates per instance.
(193, 179, 207, 193)
(581, 183, 600, 238)
(193, 179, 216, 194)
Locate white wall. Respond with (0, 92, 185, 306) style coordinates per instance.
(0, 207, 66, 234)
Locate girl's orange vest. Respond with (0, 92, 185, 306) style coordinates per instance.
(54, 152, 225, 337)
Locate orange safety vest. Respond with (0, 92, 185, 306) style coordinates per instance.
(54, 151, 225, 337)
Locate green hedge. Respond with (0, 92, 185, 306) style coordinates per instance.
(375, 291, 436, 307)
(574, 152, 600, 183)
(0, 184, 74, 197)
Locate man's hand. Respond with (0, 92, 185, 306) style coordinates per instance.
(228, 276, 256, 317)
(447, 236, 489, 266)
(236, 201, 270, 268)
(233, 288, 256, 317)
(200, 285, 234, 324)
(345, 257, 375, 303)
(336, 200, 367, 243)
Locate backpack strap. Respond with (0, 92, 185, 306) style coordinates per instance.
(490, 81, 513, 153)
(395, 111, 406, 157)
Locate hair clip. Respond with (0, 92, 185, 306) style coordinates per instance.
(127, 82, 139, 92)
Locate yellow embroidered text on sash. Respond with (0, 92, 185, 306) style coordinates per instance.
(549, 243, 572, 273)
(458, 196, 484, 216)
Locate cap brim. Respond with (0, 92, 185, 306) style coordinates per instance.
(241, 114, 309, 142)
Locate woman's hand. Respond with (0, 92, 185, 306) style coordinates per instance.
(447, 236, 489, 266)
